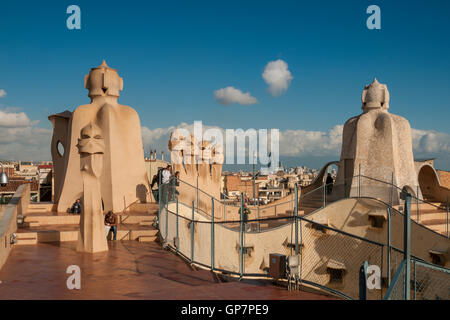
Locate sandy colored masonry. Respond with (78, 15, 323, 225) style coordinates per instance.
(334, 79, 420, 204)
(49, 61, 150, 213)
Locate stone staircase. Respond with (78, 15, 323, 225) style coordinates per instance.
(394, 202, 449, 236)
(300, 192, 331, 215)
(15, 202, 160, 245)
(299, 190, 449, 236)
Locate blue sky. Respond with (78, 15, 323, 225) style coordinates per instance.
(1, 0, 450, 169)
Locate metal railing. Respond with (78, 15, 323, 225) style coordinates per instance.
(298, 173, 449, 238)
(155, 172, 450, 300)
(385, 258, 450, 300)
(159, 181, 382, 299)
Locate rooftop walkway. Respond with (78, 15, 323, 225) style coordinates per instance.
(0, 241, 334, 300)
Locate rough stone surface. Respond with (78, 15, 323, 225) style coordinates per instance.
(334, 79, 420, 204)
(49, 61, 150, 213)
(168, 129, 224, 211)
(76, 122, 108, 253)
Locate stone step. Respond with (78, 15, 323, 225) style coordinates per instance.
(16, 224, 159, 243)
(394, 203, 445, 212)
(16, 237, 38, 245)
(428, 225, 447, 235)
(118, 214, 156, 224)
(23, 221, 40, 228)
(129, 229, 158, 239)
(21, 212, 157, 226)
(15, 232, 38, 245)
(421, 218, 449, 226)
(418, 211, 448, 222)
(23, 214, 79, 226)
(127, 202, 159, 213)
(139, 220, 155, 226)
(27, 203, 57, 212)
(138, 235, 157, 242)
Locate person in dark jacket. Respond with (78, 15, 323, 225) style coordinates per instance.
(71, 199, 82, 214)
(238, 204, 251, 231)
(105, 211, 118, 240)
(325, 173, 334, 195)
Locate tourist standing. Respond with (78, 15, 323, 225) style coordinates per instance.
(238, 203, 251, 232)
(326, 173, 334, 195)
(105, 211, 118, 240)
(160, 164, 172, 206)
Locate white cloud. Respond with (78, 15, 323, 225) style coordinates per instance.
(279, 125, 343, 157)
(411, 128, 450, 154)
(0, 89, 6, 98)
(262, 59, 293, 96)
(0, 109, 32, 127)
(1, 112, 449, 167)
(214, 86, 258, 105)
(140, 122, 343, 159)
(140, 123, 450, 164)
(0, 109, 51, 161)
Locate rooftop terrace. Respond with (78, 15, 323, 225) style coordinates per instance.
(0, 241, 334, 300)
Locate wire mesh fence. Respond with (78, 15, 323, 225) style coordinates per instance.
(412, 258, 450, 300)
(384, 259, 406, 300)
(385, 257, 450, 300)
(299, 217, 385, 300)
(159, 188, 391, 299)
(156, 173, 450, 300)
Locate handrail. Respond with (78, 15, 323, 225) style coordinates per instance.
(360, 174, 445, 209)
(168, 199, 387, 247)
(384, 259, 406, 300)
(174, 171, 450, 239)
(411, 256, 450, 273)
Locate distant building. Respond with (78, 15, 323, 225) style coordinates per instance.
(224, 174, 259, 202)
(0, 161, 47, 203)
(144, 157, 169, 192)
(38, 164, 53, 202)
(0, 177, 39, 203)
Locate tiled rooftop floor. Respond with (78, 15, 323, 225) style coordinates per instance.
(0, 241, 335, 300)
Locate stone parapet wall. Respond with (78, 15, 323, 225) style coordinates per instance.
(0, 184, 30, 271)
(438, 170, 450, 190)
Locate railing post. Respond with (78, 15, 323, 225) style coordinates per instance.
(257, 205, 261, 232)
(224, 200, 226, 221)
(358, 164, 361, 198)
(446, 196, 449, 238)
(295, 184, 299, 255)
(416, 186, 420, 222)
(176, 197, 179, 253)
(387, 207, 391, 286)
(390, 172, 394, 207)
(323, 182, 326, 207)
(413, 259, 417, 300)
(158, 171, 162, 230)
(359, 261, 369, 300)
(165, 181, 170, 240)
(191, 200, 195, 263)
(403, 190, 411, 300)
(196, 172, 199, 211)
(211, 197, 215, 270)
(240, 192, 244, 278)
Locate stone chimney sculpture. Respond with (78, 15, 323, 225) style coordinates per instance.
(49, 61, 150, 213)
(76, 122, 108, 253)
(334, 78, 420, 204)
(168, 129, 224, 212)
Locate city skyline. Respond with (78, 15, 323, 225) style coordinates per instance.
(1, 1, 450, 169)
